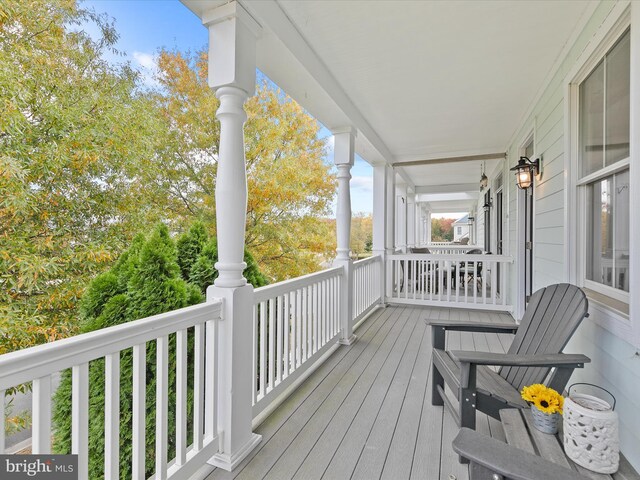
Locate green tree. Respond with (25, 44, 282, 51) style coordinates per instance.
(52, 223, 267, 479)
(0, 0, 164, 356)
(1, 1, 336, 362)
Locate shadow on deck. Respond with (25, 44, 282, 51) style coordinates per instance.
(206, 305, 515, 480)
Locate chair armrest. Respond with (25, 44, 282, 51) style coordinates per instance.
(450, 351, 590, 368)
(429, 320, 518, 350)
(453, 428, 586, 480)
(427, 319, 519, 333)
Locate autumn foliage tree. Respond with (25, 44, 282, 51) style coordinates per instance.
(431, 218, 455, 242)
(1, 0, 336, 363)
(350, 214, 373, 259)
(0, 0, 165, 356)
(144, 50, 336, 281)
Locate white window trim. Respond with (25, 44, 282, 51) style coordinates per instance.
(514, 130, 536, 321)
(564, 1, 640, 347)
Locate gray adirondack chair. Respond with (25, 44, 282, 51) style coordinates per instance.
(453, 428, 586, 480)
(430, 283, 590, 432)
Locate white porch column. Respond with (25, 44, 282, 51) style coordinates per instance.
(372, 164, 388, 304)
(407, 191, 416, 249)
(203, 2, 261, 471)
(385, 165, 395, 298)
(415, 203, 422, 247)
(395, 183, 407, 252)
(333, 128, 357, 345)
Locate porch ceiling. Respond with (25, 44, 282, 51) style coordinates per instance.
(273, 0, 591, 161)
(183, 0, 592, 186)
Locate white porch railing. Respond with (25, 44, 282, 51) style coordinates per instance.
(426, 244, 479, 255)
(388, 253, 513, 311)
(252, 266, 343, 418)
(353, 255, 382, 324)
(0, 301, 222, 480)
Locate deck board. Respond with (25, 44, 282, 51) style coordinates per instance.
(204, 305, 514, 480)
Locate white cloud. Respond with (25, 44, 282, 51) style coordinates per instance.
(351, 175, 373, 193)
(133, 51, 156, 70)
(131, 51, 160, 89)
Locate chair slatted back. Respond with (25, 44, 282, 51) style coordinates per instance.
(499, 284, 588, 391)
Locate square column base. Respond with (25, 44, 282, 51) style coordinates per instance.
(339, 334, 357, 346)
(207, 433, 262, 471)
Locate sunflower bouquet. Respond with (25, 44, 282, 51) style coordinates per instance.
(521, 383, 564, 414)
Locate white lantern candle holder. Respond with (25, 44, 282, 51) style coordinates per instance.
(563, 383, 619, 474)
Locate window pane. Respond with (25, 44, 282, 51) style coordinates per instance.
(525, 141, 534, 159)
(605, 30, 630, 165)
(580, 61, 604, 177)
(586, 177, 613, 287)
(614, 170, 629, 291)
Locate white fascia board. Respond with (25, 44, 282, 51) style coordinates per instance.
(181, 0, 228, 18)
(395, 167, 415, 190)
(241, 0, 394, 165)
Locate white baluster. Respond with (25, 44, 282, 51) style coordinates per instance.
(105, 353, 120, 479)
(0, 389, 4, 454)
(132, 344, 146, 480)
(32, 376, 51, 454)
(176, 329, 188, 466)
(72, 363, 89, 479)
(156, 336, 168, 480)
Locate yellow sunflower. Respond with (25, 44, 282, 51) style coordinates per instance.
(521, 383, 546, 403)
(533, 391, 563, 415)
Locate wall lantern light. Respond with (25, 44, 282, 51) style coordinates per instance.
(482, 201, 492, 213)
(510, 156, 540, 189)
(479, 162, 488, 191)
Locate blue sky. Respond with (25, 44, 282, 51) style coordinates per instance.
(82, 0, 373, 214)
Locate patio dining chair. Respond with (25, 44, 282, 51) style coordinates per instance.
(430, 283, 590, 434)
(452, 248, 483, 291)
(398, 247, 432, 293)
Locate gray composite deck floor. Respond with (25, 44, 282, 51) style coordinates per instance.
(205, 305, 515, 480)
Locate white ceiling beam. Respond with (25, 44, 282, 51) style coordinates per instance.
(415, 183, 478, 195)
(392, 152, 505, 168)
(395, 167, 415, 190)
(428, 201, 476, 213)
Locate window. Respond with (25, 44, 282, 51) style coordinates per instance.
(456, 226, 462, 235)
(578, 29, 630, 298)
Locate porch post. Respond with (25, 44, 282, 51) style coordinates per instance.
(333, 128, 357, 345)
(415, 203, 423, 247)
(203, 2, 261, 470)
(372, 164, 387, 305)
(385, 165, 395, 299)
(407, 191, 416, 249)
(396, 182, 408, 252)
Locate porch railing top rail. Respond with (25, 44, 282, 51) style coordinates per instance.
(390, 253, 513, 263)
(254, 266, 343, 302)
(427, 242, 475, 246)
(0, 301, 222, 391)
(353, 254, 381, 267)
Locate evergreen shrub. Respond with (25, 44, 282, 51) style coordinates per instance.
(52, 222, 267, 479)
